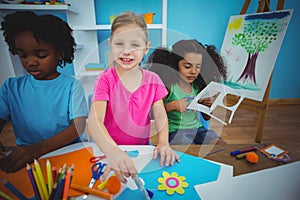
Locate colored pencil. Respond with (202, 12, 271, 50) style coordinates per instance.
(26, 164, 41, 200)
(62, 166, 72, 200)
(0, 178, 27, 200)
(49, 182, 58, 200)
(71, 183, 112, 200)
(52, 166, 57, 184)
(0, 189, 14, 200)
(32, 165, 46, 200)
(53, 174, 65, 200)
(46, 160, 53, 194)
(207, 148, 226, 156)
(34, 159, 49, 199)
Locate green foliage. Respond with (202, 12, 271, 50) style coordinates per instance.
(232, 19, 287, 54)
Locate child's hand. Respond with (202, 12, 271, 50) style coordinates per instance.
(176, 98, 190, 112)
(153, 143, 180, 166)
(0, 145, 39, 173)
(102, 147, 138, 184)
(198, 93, 219, 107)
(198, 96, 215, 107)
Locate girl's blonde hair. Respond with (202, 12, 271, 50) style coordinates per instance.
(111, 11, 148, 42)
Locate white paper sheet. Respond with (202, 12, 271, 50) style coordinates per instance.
(194, 161, 300, 200)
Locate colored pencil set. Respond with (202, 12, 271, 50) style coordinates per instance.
(26, 159, 74, 200)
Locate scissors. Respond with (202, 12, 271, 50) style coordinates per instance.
(88, 162, 107, 188)
(89, 150, 139, 163)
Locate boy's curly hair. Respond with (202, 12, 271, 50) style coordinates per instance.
(1, 11, 75, 67)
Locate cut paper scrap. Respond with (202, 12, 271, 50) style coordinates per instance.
(0, 146, 94, 199)
(195, 161, 300, 200)
(187, 81, 245, 125)
(157, 171, 188, 195)
(117, 151, 221, 200)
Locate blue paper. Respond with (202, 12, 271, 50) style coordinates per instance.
(117, 152, 220, 200)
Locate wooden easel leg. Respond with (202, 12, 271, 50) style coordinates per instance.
(255, 110, 267, 143)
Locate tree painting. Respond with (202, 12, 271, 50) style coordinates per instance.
(233, 11, 291, 84)
(220, 10, 292, 101)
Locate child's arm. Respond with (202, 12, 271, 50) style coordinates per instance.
(87, 101, 137, 184)
(152, 99, 180, 166)
(0, 117, 86, 173)
(164, 98, 190, 113)
(0, 119, 5, 134)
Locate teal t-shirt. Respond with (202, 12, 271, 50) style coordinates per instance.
(0, 74, 88, 145)
(164, 83, 201, 132)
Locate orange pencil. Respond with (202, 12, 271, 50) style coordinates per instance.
(62, 166, 72, 200)
(71, 183, 112, 200)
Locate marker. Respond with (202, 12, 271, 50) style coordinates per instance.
(230, 146, 259, 156)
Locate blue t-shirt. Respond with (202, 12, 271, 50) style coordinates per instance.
(0, 74, 88, 145)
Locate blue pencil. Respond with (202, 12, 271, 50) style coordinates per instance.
(26, 164, 41, 200)
(207, 148, 226, 156)
(0, 178, 27, 200)
(53, 174, 65, 200)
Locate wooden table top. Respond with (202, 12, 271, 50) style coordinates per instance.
(171, 143, 300, 176)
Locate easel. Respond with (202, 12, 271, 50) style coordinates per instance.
(238, 0, 285, 143)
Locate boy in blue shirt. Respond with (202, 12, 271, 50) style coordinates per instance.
(0, 11, 88, 172)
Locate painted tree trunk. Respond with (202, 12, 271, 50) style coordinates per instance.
(237, 52, 259, 84)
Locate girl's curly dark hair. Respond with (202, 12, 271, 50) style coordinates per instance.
(148, 39, 227, 91)
(1, 11, 75, 67)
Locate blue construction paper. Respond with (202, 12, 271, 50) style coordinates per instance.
(117, 151, 220, 200)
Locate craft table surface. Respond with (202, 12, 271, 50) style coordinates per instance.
(171, 143, 300, 176)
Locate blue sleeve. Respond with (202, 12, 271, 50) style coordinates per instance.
(0, 79, 11, 122)
(69, 79, 88, 120)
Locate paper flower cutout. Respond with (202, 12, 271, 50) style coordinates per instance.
(157, 171, 188, 195)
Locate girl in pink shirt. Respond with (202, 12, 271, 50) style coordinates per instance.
(87, 11, 179, 184)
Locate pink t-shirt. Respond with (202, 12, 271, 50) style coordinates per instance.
(92, 67, 168, 145)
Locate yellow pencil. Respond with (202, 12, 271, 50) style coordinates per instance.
(46, 160, 53, 194)
(0, 189, 14, 200)
(34, 159, 49, 199)
(32, 165, 46, 200)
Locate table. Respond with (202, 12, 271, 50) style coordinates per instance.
(172, 143, 300, 176)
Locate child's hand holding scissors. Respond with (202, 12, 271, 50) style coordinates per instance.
(101, 147, 138, 184)
(198, 93, 219, 107)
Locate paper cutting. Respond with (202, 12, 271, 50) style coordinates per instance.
(187, 81, 245, 125)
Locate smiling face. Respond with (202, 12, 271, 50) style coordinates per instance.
(178, 52, 202, 84)
(15, 31, 62, 80)
(109, 24, 150, 72)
